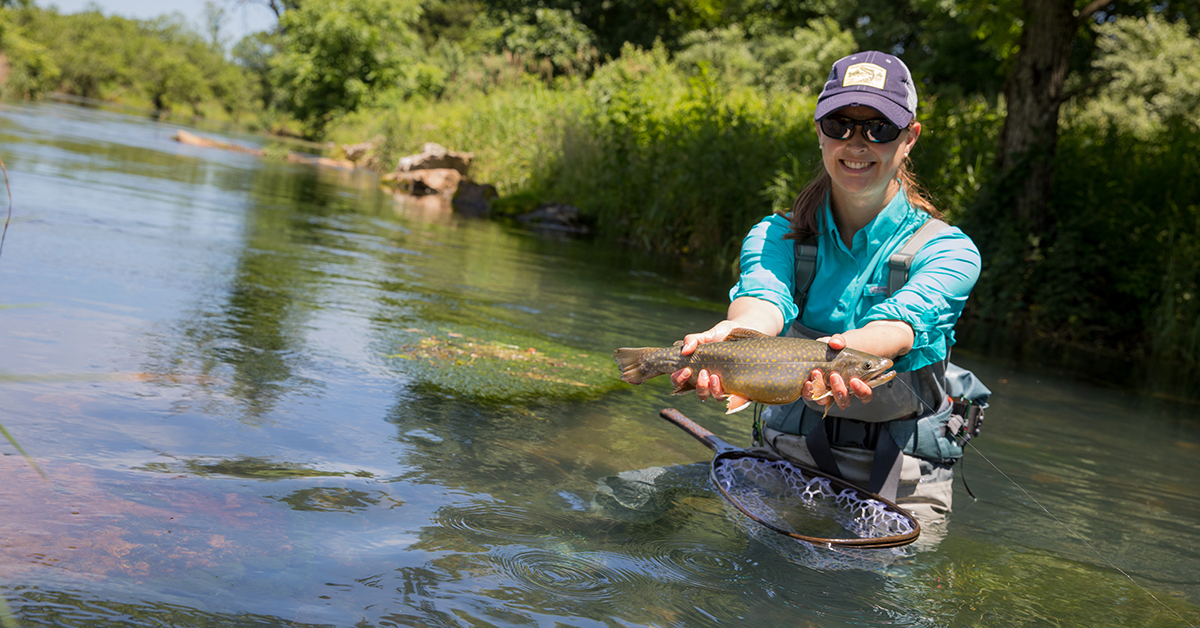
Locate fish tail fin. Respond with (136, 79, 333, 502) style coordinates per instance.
(613, 347, 675, 385)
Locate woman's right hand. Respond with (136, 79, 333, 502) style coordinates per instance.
(669, 320, 740, 401)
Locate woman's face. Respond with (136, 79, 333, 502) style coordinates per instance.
(818, 105, 921, 206)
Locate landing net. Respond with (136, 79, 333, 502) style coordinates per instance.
(712, 453, 918, 548)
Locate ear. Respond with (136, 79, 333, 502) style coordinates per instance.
(905, 121, 922, 150)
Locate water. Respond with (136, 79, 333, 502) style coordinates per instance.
(0, 101, 1197, 627)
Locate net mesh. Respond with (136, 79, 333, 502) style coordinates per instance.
(712, 455, 916, 543)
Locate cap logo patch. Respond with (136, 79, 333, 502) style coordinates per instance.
(843, 63, 887, 89)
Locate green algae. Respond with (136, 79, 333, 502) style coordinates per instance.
(386, 327, 623, 403)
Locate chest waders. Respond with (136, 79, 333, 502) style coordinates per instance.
(759, 218, 990, 501)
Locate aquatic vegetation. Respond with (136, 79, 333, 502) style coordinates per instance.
(386, 327, 622, 402)
(135, 455, 369, 480)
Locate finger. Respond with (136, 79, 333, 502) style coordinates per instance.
(709, 373, 725, 400)
(671, 367, 693, 387)
(696, 369, 710, 400)
(829, 372, 850, 409)
(680, 336, 699, 356)
(827, 333, 847, 350)
(849, 378, 873, 402)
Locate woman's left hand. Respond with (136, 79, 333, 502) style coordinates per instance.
(802, 334, 876, 409)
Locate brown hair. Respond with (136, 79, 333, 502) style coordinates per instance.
(783, 158, 943, 242)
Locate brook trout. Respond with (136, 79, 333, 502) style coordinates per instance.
(613, 328, 896, 414)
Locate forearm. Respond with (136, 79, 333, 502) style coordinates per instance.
(839, 319, 914, 360)
(725, 296, 785, 336)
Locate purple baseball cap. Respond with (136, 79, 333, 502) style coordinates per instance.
(814, 51, 918, 127)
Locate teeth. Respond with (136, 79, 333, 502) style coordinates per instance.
(844, 161, 872, 170)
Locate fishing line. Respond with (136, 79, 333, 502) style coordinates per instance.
(966, 440, 1195, 628)
(0, 156, 10, 261)
(889, 375, 1196, 627)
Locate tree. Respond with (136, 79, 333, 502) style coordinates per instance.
(269, 0, 422, 135)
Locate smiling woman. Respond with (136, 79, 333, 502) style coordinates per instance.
(669, 50, 984, 524)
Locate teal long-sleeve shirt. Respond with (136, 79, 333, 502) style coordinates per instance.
(729, 191, 982, 373)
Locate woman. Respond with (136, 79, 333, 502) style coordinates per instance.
(671, 51, 982, 522)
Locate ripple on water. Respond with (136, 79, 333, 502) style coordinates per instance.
(487, 545, 636, 604)
(435, 499, 583, 545)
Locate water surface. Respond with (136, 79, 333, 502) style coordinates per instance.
(1, 101, 1197, 627)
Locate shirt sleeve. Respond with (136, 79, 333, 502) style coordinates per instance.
(728, 214, 799, 329)
(861, 228, 982, 372)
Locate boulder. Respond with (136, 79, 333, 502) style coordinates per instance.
(397, 142, 473, 176)
(382, 168, 463, 198)
(342, 140, 374, 163)
(452, 182, 499, 218)
(341, 137, 384, 169)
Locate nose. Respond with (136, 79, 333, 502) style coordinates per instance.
(845, 128, 871, 150)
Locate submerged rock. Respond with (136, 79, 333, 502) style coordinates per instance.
(517, 203, 591, 234)
(452, 182, 499, 218)
(173, 130, 263, 156)
(173, 130, 356, 170)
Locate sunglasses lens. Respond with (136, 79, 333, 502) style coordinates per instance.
(864, 121, 902, 143)
(820, 117, 853, 140)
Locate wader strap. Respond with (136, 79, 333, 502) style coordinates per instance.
(794, 240, 818, 305)
(804, 416, 842, 480)
(887, 219, 949, 296)
(868, 431, 904, 502)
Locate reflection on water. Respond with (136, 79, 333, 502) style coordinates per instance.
(0, 101, 1198, 627)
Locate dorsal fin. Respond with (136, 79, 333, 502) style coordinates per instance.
(725, 327, 769, 341)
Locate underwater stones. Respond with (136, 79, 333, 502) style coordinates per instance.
(518, 203, 590, 234)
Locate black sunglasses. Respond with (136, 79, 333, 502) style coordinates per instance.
(819, 115, 908, 143)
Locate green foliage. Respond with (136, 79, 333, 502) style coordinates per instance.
(232, 31, 279, 110)
(538, 42, 822, 264)
(911, 94, 1003, 223)
(270, 0, 423, 135)
(415, 0, 481, 48)
(1074, 14, 1200, 139)
(495, 8, 598, 78)
(674, 17, 856, 93)
(2, 7, 257, 118)
(0, 8, 60, 98)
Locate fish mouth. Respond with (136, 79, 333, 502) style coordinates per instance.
(863, 369, 896, 388)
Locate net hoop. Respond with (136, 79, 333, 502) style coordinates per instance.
(660, 408, 920, 549)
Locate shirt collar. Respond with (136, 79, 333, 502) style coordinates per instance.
(819, 188, 921, 256)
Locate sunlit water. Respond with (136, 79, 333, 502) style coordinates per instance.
(1, 101, 1197, 627)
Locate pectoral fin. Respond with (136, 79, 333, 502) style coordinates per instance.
(724, 394, 752, 414)
(671, 380, 697, 395)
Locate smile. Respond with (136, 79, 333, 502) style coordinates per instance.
(841, 160, 874, 170)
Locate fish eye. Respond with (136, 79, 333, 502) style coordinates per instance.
(862, 361, 873, 370)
